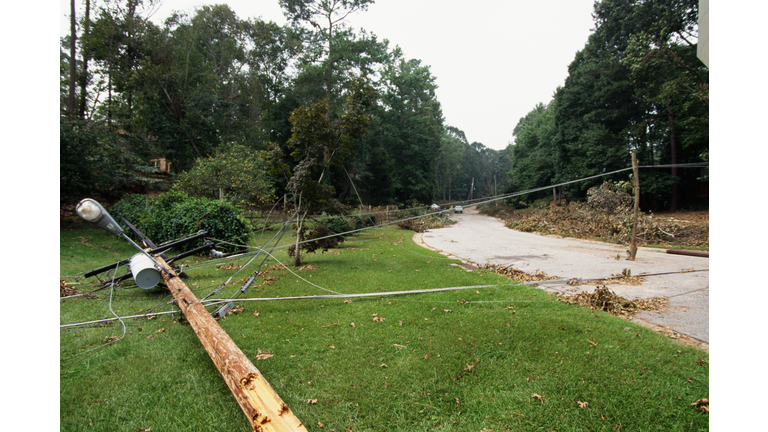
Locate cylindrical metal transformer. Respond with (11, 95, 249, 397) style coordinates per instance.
(130, 253, 161, 289)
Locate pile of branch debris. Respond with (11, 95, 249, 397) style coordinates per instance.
(60, 279, 77, 297)
(505, 202, 708, 248)
(483, 264, 560, 283)
(557, 286, 668, 317)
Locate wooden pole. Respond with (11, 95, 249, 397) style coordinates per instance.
(156, 256, 307, 432)
(629, 152, 640, 261)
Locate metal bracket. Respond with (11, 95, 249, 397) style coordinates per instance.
(215, 302, 236, 318)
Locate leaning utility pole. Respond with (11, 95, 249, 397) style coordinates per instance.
(156, 256, 307, 432)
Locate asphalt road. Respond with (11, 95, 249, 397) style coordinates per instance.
(416, 207, 709, 351)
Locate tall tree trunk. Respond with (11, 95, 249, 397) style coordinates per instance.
(78, 0, 91, 120)
(668, 109, 679, 212)
(68, 0, 77, 119)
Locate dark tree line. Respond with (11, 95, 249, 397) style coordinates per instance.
(60, 0, 509, 206)
(508, 0, 708, 211)
(61, 0, 705, 212)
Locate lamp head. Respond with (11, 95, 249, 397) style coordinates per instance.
(75, 198, 124, 236)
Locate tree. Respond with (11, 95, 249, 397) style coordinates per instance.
(280, 0, 375, 102)
(264, 76, 377, 265)
(509, 102, 557, 203)
(435, 127, 466, 201)
(171, 143, 275, 205)
(376, 55, 444, 204)
(618, 0, 707, 210)
(69, 0, 77, 118)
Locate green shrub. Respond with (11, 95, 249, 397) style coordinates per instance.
(314, 215, 351, 239)
(350, 213, 376, 229)
(108, 191, 252, 251)
(108, 193, 150, 235)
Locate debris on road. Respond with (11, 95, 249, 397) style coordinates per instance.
(557, 286, 668, 316)
(483, 264, 559, 283)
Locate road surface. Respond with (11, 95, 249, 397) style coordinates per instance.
(416, 207, 709, 351)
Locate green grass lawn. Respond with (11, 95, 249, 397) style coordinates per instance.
(60, 220, 709, 431)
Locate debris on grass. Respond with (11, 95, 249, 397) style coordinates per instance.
(60, 279, 77, 297)
(60, 279, 96, 299)
(254, 349, 273, 360)
(691, 398, 709, 413)
(226, 306, 245, 316)
(558, 286, 668, 316)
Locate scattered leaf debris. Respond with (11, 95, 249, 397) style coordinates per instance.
(557, 286, 668, 316)
(254, 349, 273, 360)
(484, 265, 559, 283)
(691, 398, 709, 413)
(226, 306, 245, 316)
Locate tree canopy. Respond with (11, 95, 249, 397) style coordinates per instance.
(61, 0, 705, 212)
(509, 0, 707, 210)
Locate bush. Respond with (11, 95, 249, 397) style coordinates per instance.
(314, 215, 352, 239)
(350, 213, 377, 229)
(171, 143, 275, 205)
(109, 193, 149, 234)
(108, 191, 252, 251)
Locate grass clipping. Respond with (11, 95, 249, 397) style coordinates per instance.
(558, 285, 668, 317)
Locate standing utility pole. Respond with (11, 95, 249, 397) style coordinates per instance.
(156, 257, 307, 431)
(629, 152, 640, 260)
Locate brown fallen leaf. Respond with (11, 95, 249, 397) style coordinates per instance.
(155, 328, 166, 334)
(691, 398, 709, 413)
(532, 393, 544, 403)
(255, 349, 273, 360)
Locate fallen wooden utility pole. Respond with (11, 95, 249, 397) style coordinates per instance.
(155, 256, 307, 432)
(666, 249, 709, 258)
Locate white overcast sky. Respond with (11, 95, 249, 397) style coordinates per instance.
(60, 0, 597, 150)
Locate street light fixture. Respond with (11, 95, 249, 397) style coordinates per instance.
(75, 198, 168, 284)
(75, 198, 124, 236)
